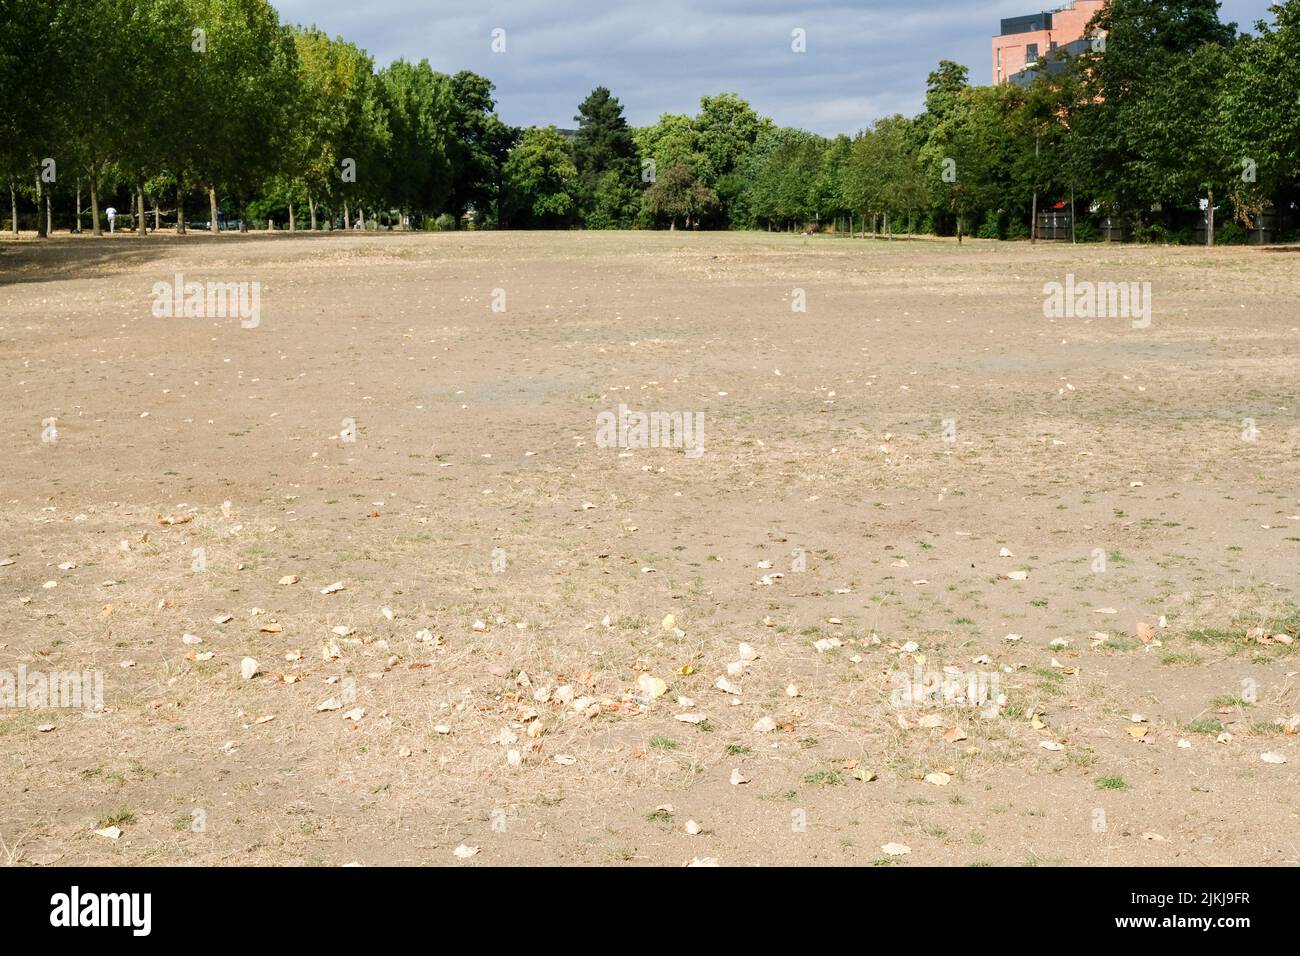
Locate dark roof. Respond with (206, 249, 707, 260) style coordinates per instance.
(1000, 12, 1052, 35)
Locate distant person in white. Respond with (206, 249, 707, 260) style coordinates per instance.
(106, 206, 116, 233)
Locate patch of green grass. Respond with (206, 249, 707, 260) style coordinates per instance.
(1210, 695, 1250, 709)
(645, 809, 674, 824)
(803, 770, 844, 787)
(724, 743, 752, 756)
(1161, 652, 1202, 666)
(649, 735, 679, 750)
(1101, 637, 1140, 652)
(1034, 669, 1066, 695)
(1095, 775, 1130, 791)
(95, 808, 136, 829)
(1185, 719, 1224, 735)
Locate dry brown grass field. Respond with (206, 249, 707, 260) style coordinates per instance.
(1, 229, 1297, 866)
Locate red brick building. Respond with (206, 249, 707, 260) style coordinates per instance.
(992, 0, 1105, 85)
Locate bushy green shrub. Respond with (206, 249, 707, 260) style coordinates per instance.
(1215, 221, 1247, 244)
(1132, 222, 1173, 244)
(1073, 220, 1100, 242)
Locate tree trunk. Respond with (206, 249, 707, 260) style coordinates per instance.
(89, 177, 101, 236)
(9, 181, 17, 235)
(308, 195, 317, 230)
(154, 200, 160, 231)
(137, 188, 147, 237)
(288, 200, 295, 232)
(75, 182, 81, 233)
(1031, 133, 1040, 244)
(209, 186, 219, 233)
(46, 189, 52, 236)
(35, 174, 46, 238)
(1206, 188, 1215, 247)
(359, 206, 366, 230)
(343, 202, 350, 230)
(176, 183, 186, 234)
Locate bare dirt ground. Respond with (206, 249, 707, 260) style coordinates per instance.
(1, 229, 1297, 867)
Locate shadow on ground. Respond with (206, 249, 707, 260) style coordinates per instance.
(0, 231, 351, 286)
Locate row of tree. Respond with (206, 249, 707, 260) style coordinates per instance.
(1, 0, 514, 236)
(3, 0, 1298, 242)
(620, 0, 1300, 243)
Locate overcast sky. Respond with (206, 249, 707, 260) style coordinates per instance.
(272, 0, 1276, 135)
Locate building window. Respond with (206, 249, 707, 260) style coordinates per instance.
(1026, 42, 1039, 61)
(996, 48, 1002, 67)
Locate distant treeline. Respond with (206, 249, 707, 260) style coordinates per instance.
(2, 0, 1297, 243)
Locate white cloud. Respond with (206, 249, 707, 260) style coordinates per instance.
(271, 0, 1275, 135)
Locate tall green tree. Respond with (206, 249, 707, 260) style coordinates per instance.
(693, 93, 767, 224)
(922, 84, 1021, 240)
(1220, 1, 1300, 226)
(377, 59, 452, 223)
(572, 86, 640, 227)
(447, 71, 512, 224)
(0, 0, 62, 235)
(189, 0, 300, 232)
(51, 0, 140, 235)
(502, 126, 577, 228)
(1077, 0, 1238, 232)
(285, 28, 382, 230)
